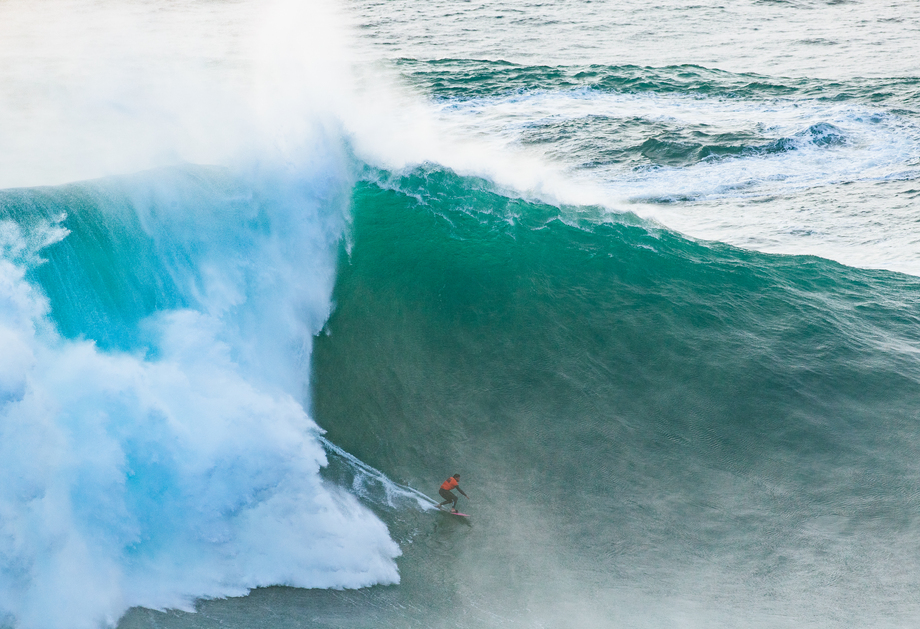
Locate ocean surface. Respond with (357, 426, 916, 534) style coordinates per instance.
(1, 1, 920, 628)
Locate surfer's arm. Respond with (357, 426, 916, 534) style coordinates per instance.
(458, 488, 469, 498)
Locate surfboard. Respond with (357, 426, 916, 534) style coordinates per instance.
(436, 506, 471, 517)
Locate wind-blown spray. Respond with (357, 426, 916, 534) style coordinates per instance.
(0, 1, 408, 627)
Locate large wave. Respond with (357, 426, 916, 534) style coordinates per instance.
(309, 166, 920, 628)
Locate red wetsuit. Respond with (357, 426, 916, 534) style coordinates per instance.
(438, 477, 466, 508)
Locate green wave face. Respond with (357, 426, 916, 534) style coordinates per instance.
(310, 167, 920, 626)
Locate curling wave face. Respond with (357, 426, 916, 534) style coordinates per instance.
(309, 167, 920, 628)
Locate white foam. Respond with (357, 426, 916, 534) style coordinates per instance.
(0, 2, 411, 625)
(319, 436, 437, 511)
(0, 0, 361, 190)
(0, 248, 401, 629)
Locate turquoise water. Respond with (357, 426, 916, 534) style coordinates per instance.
(1, 0, 920, 628)
(310, 170, 920, 626)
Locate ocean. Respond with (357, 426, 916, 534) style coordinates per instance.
(1, 0, 920, 627)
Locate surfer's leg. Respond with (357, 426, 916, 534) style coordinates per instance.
(438, 488, 455, 508)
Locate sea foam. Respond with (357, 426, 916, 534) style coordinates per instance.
(0, 165, 401, 629)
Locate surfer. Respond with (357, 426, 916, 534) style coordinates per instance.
(437, 474, 469, 513)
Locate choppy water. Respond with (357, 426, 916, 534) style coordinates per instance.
(1, 1, 919, 628)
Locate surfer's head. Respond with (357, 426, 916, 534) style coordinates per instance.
(453, 474, 460, 479)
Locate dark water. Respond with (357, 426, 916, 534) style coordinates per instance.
(311, 169, 920, 627)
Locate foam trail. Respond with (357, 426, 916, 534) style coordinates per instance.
(319, 436, 437, 510)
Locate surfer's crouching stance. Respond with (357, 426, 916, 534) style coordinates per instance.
(437, 474, 469, 512)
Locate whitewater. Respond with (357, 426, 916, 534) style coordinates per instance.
(1, 0, 920, 628)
